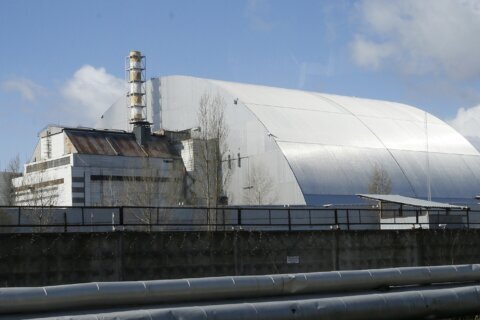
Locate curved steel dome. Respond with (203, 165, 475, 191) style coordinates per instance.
(96, 76, 480, 205)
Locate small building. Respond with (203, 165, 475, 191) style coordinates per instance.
(13, 126, 185, 206)
(358, 194, 469, 230)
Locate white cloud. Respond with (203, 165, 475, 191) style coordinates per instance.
(351, 35, 394, 70)
(449, 104, 480, 137)
(61, 65, 126, 125)
(1, 78, 45, 102)
(290, 55, 336, 89)
(351, 0, 480, 79)
(245, 0, 273, 32)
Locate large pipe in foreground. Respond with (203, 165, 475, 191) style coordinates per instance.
(1, 264, 480, 315)
(37, 284, 480, 320)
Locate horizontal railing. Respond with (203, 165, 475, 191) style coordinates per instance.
(0, 205, 475, 233)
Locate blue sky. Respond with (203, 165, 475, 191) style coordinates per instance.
(1, 0, 480, 168)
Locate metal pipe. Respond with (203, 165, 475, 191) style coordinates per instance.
(1, 264, 480, 315)
(37, 284, 480, 320)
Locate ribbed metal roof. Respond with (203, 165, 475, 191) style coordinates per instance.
(357, 194, 468, 209)
(211, 78, 480, 203)
(96, 76, 480, 205)
(65, 129, 176, 158)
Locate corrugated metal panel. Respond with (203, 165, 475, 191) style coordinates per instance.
(213, 80, 478, 156)
(246, 104, 385, 148)
(65, 129, 176, 158)
(65, 130, 112, 155)
(143, 135, 178, 158)
(357, 194, 467, 209)
(278, 142, 416, 196)
(211, 78, 480, 204)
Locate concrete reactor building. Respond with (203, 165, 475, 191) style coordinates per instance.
(13, 52, 184, 207)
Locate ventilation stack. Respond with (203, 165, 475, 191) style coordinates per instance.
(126, 50, 150, 145)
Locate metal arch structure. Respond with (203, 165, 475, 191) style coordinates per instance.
(96, 75, 480, 206)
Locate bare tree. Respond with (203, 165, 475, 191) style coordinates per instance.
(1, 154, 21, 206)
(243, 162, 277, 205)
(193, 92, 231, 208)
(186, 92, 232, 230)
(0, 155, 20, 231)
(122, 158, 184, 229)
(13, 174, 59, 231)
(367, 164, 393, 219)
(96, 157, 185, 230)
(368, 164, 392, 194)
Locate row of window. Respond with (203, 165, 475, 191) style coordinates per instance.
(72, 197, 85, 204)
(14, 178, 65, 192)
(90, 175, 170, 182)
(72, 175, 171, 184)
(26, 156, 70, 173)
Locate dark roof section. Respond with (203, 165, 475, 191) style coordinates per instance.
(64, 128, 177, 158)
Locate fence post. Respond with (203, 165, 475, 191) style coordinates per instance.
(334, 209, 338, 227)
(466, 208, 470, 229)
(207, 208, 210, 229)
(63, 211, 67, 233)
(223, 209, 226, 231)
(149, 210, 152, 232)
(119, 207, 124, 226)
(346, 209, 350, 230)
(81, 207, 84, 226)
(17, 207, 21, 226)
(237, 208, 242, 226)
(288, 208, 292, 232)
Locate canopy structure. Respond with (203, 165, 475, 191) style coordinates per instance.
(96, 75, 480, 206)
(357, 194, 468, 210)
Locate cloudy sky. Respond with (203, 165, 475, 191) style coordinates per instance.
(1, 0, 480, 167)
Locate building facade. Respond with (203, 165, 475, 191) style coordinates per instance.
(13, 126, 184, 206)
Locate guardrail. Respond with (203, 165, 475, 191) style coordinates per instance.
(0, 205, 475, 233)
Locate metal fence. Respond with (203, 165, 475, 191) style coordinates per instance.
(0, 205, 476, 233)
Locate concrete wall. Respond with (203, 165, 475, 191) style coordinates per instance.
(0, 229, 479, 287)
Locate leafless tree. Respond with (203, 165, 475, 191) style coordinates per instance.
(368, 164, 393, 219)
(1, 154, 21, 206)
(0, 155, 20, 231)
(193, 92, 231, 228)
(14, 174, 59, 231)
(123, 158, 184, 229)
(98, 157, 185, 230)
(368, 164, 392, 195)
(243, 162, 277, 205)
(194, 93, 230, 207)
